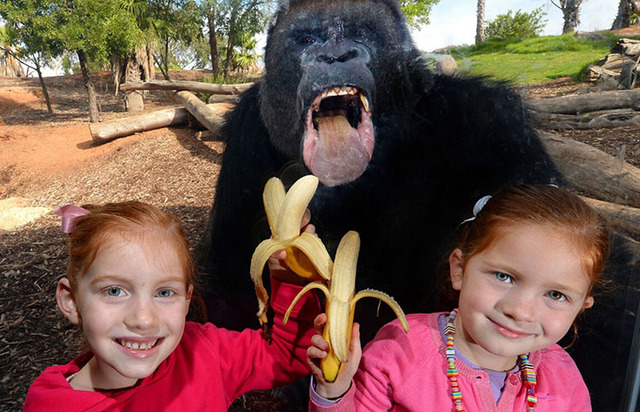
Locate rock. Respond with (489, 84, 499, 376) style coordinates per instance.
(0, 198, 51, 231)
(422, 53, 459, 76)
(575, 31, 608, 40)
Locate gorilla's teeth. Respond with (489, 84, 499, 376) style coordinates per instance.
(321, 87, 357, 99)
(360, 94, 370, 112)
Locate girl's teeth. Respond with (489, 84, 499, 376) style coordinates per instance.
(119, 339, 157, 350)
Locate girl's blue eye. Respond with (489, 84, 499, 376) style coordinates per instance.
(157, 289, 174, 298)
(547, 290, 567, 302)
(494, 272, 512, 283)
(105, 286, 124, 297)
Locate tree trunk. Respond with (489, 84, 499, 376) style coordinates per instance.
(88, 101, 234, 143)
(534, 109, 640, 129)
(119, 79, 253, 95)
(540, 132, 640, 208)
(146, 45, 155, 82)
(224, 10, 237, 78)
(88, 107, 190, 142)
(581, 196, 640, 238)
(556, 0, 583, 34)
(77, 49, 100, 123)
(612, 0, 632, 30)
(475, 0, 485, 44)
(527, 89, 640, 114)
(34, 62, 52, 114)
(0, 47, 25, 77)
(207, 3, 219, 77)
(172, 91, 231, 132)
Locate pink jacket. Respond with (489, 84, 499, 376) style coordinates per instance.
(310, 312, 591, 412)
(24, 278, 320, 411)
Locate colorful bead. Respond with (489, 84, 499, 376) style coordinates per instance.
(445, 309, 537, 411)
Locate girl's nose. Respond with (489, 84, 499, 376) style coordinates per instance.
(124, 296, 158, 331)
(501, 291, 537, 323)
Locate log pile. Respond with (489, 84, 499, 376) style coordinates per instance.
(528, 89, 640, 129)
(86, 80, 640, 238)
(586, 38, 640, 90)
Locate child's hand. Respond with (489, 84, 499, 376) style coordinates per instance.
(307, 313, 362, 400)
(268, 209, 314, 285)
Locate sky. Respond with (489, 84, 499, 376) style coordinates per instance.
(412, 0, 620, 52)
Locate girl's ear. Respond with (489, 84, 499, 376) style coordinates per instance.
(449, 249, 464, 291)
(583, 296, 594, 310)
(185, 284, 194, 315)
(57, 278, 81, 325)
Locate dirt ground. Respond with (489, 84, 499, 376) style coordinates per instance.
(0, 70, 638, 411)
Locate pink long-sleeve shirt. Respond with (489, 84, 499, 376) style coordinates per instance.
(24, 278, 320, 411)
(310, 312, 591, 412)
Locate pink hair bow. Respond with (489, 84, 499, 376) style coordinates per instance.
(54, 204, 90, 233)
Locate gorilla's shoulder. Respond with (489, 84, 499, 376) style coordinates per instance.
(226, 82, 261, 121)
(222, 81, 265, 142)
(427, 74, 527, 108)
(417, 73, 533, 130)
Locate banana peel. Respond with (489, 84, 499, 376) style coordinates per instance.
(284, 231, 410, 382)
(250, 175, 333, 326)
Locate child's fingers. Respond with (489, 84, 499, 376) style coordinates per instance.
(267, 249, 289, 273)
(307, 341, 328, 361)
(311, 333, 330, 352)
(307, 334, 329, 384)
(313, 313, 327, 334)
(307, 356, 327, 385)
(350, 322, 361, 357)
(301, 208, 311, 228)
(338, 322, 362, 382)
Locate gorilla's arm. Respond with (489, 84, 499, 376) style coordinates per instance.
(199, 83, 287, 307)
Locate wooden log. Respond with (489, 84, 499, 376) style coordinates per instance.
(88, 106, 189, 143)
(528, 90, 640, 114)
(540, 132, 640, 208)
(535, 108, 640, 129)
(120, 79, 253, 95)
(581, 196, 640, 238)
(88, 102, 235, 143)
(172, 91, 234, 133)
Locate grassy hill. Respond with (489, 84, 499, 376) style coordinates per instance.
(448, 33, 620, 84)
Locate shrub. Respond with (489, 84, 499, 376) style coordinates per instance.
(485, 8, 547, 41)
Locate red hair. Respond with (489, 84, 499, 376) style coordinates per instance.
(455, 184, 610, 296)
(65, 201, 195, 293)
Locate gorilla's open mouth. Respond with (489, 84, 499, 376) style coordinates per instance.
(303, 86, 375, 187)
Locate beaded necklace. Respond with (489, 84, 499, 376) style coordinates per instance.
(445, 309, 537, 412)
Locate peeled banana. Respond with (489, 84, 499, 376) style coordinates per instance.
(250, 175, 333, 326)
(283, 231, 410, 382)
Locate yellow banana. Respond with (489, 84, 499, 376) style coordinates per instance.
(250, 175, 333, 326)
(283, 231, 409, 382)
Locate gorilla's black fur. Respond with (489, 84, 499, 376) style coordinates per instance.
(201, 0, 559, 320)
(200, 1, 638, 410)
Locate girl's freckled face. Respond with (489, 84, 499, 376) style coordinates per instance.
(72, 235, 191, 390)
(450, 223, 593, 371)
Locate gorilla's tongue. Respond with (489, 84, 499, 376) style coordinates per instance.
(306, 115, 370, 187)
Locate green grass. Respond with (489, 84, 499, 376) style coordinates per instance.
(448, 33, 620, 84)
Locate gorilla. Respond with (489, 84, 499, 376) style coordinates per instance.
(201, 0, 559, 321)
(199, 1, 639, 410)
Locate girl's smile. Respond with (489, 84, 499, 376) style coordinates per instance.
(488, 318, 535, 340)
(115, 337, 162, 358)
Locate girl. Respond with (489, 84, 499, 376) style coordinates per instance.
(307, 184, 610, 412)
(24, 201, 320, 411)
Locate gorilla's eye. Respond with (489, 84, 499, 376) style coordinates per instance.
(301, 35, 315, 45)
(354, 27, 368, 39)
